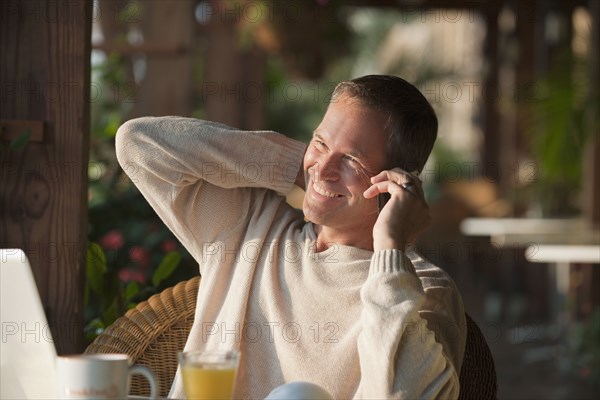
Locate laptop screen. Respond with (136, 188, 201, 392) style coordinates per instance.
(1, 249, 58, 399)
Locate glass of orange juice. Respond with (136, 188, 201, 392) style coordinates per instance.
(178, 350, 240, 400)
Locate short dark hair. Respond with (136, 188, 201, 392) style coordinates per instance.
(331, 75, 437, 173)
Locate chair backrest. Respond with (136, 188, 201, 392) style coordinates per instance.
(84, 276, 200, 398)
(85, 277, 497, 398)
(458, 313, 498, 400)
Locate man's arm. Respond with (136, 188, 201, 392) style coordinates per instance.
(355, 251, 462, 399)
(358, 169, 465, 398)
(115, 116, 306, 260)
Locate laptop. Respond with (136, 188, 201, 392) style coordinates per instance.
(1, 249, 58, 399)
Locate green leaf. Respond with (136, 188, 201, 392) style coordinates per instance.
(83, 318, 105, 341)
(9, 129, 31, 150)
(100, 270, 120, 306)
(124, 281, 140, 302)
(152, 251, 181, 287)
(83, 281, 90, 306)
(86, 243, 107, 294)
(101, 298, 119, 326)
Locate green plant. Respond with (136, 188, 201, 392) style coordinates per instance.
(84, 243, 182, 342)
(526, 52, 599, 216)
(85, 53, 197, 343)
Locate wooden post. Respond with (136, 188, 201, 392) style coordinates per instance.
(0, 0, 91, 354)
(513, 0, 537, 192)
(582, 0, 600, 316)
(481, 2, 501, 183)
(585, 0, 599, 228)
(200, 1, 266, 130)
(128, 0, 195, 118)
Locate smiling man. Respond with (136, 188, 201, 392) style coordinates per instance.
(116, 75, 466, 399)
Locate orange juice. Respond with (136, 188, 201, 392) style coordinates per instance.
(179, 350, 240, 399)
(181, 363, 237, 399)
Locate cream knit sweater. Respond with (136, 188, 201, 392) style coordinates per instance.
(116, 117, 466, 399)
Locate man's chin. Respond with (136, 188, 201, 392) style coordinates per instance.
(302, 204, 329, 226)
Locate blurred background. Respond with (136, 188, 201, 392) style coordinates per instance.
(84, 0, 599, 398)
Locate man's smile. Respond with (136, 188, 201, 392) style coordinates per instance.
(312, 181, 343, 198)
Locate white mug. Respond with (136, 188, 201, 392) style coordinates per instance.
(55, 354, 158, 400)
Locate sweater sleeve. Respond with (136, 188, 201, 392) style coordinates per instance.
(115, 116, 306, 261)
(355, 249, 462, 399)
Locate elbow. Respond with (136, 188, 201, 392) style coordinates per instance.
(115, 117, 153, 168)
(418, 357, 460, 400)
(434, 365, 460, 400)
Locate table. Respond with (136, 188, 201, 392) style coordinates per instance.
(460, 218, 595, 248)
(459, 218, 599, 323)
(525, 244, 600, 324)
(460, 218, 588, 236)
(525, 244, 600, 264)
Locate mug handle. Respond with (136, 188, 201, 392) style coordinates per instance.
(129, 364, 159, 400)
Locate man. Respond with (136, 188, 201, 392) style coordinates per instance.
(116, 75, 466, 399)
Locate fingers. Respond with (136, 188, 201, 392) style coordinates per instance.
(365, 168, 424, 199)
(370, 168, 420, 184)
(363, 180, 424, 202)
(363, 180, 396, 198)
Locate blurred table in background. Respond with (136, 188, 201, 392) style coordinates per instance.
(525, 244, 600, 325)
(460, 218, 596, 245)
(460, 217, 600, 325)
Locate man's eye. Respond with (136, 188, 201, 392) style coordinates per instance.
(344, 155, 358, 164)
(314, 140, 324, 148)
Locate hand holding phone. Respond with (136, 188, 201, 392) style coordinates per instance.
(365, 169, 430, 251)
(376, 170, 419, 214)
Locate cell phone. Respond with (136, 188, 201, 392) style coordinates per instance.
(377, 193, 391, 213)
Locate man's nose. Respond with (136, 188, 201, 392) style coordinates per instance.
(315, 155, 340, 181)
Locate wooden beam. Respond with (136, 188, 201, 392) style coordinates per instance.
(0, 0, 91, 354)
(481, 2, 501, 182)
(341, 0, 494, 10)
(341, 0, 589, 9)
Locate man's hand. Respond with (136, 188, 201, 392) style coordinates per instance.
(295, 166, 306, 190)
(363, 168, 431, 252)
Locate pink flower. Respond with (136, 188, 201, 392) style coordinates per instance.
(99, 230, 124, 250)
(129, 246, 150, 270)
(579, 367, 591, 378)
(161, 240, 178, 253)
(118, 268, 146, 283)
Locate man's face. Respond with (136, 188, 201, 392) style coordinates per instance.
(302, 93, 389, 236)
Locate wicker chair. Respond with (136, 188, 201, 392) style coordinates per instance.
(458, 313, 498, 400)
(84, 277, 200, 398)
(85, 277, 497, 399)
